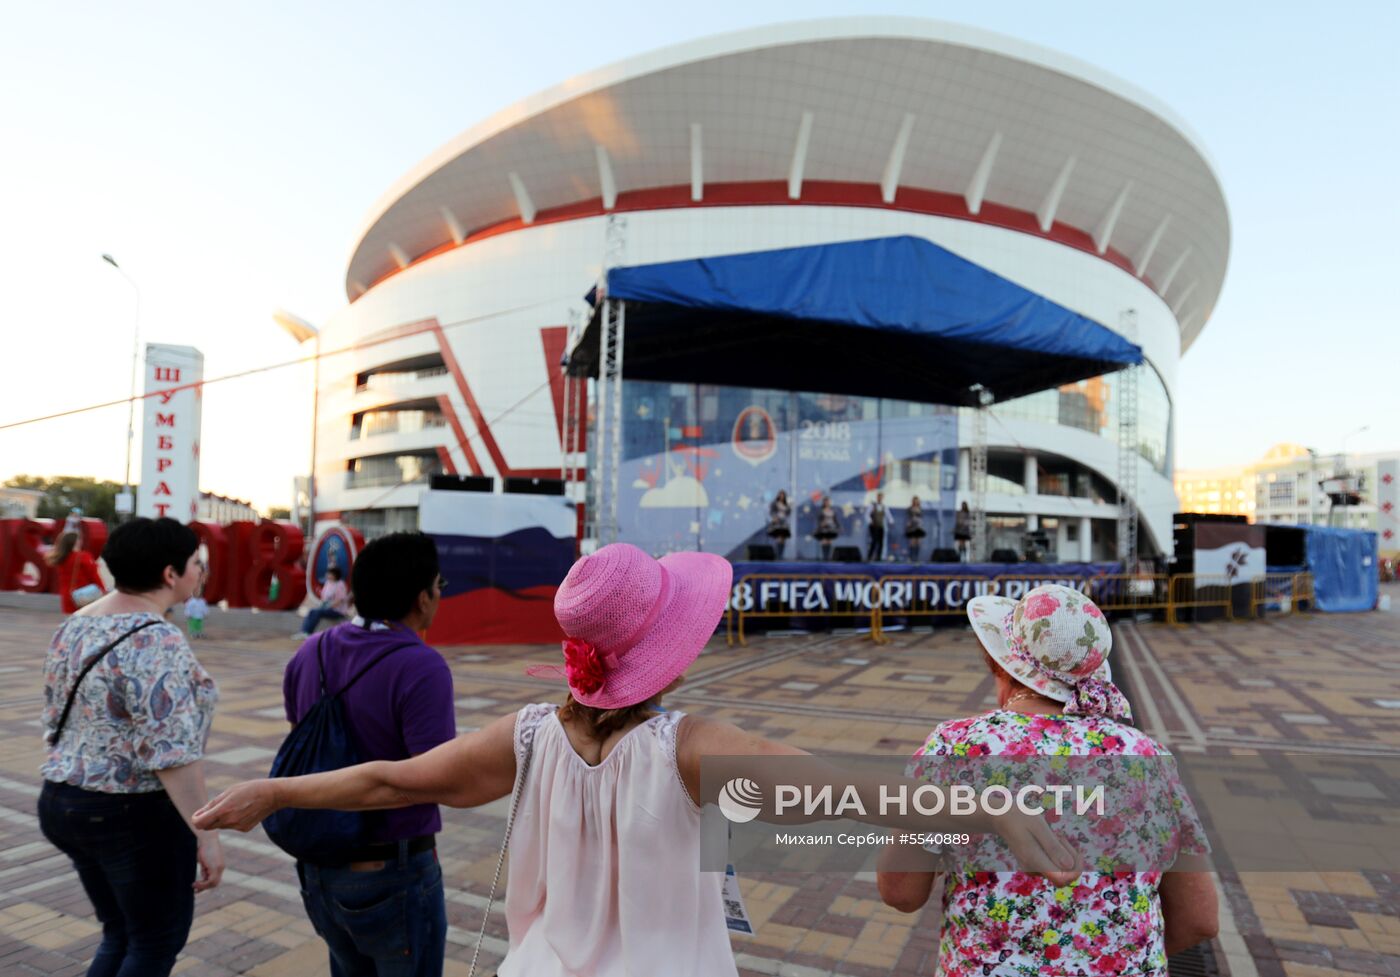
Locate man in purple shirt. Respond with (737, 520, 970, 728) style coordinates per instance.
(283, 531, 455, 977)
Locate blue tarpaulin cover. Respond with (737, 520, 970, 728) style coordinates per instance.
(571, 236, 1142, 406)
(1301, 525, 1378, 612)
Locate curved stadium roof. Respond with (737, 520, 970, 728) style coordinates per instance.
(346, 17, 1229, 351)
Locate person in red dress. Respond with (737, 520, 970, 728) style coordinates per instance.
(46, 531, 105, 614)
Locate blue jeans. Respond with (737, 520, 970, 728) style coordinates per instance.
(38, 780, 196, 977)
(297, 846, 447, 977)
(301, 606, 347, 634)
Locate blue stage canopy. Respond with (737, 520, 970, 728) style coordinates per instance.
(571, 235, 1142, 406)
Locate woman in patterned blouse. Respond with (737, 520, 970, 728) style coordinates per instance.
(877, 584, 1218, 977)
(38, 517, 223, 977)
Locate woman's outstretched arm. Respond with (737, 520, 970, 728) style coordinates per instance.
(193, 711, 518, 832)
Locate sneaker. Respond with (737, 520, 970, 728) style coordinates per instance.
(291, 631, 308, 639)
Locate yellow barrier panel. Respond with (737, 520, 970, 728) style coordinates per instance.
(728, 573, 886, 646)
(1293, 572, 1315, 613)
(723, 568, 1312, 643)
(864, 575, 995, 631)
(1082, 574, 1172, 615)
(1250, 573, 1305, 617)
(1167, 574, 1236, 626)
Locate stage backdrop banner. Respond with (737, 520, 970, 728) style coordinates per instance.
(617, 382, 957, 561)
(728, 561, 1122, 614)
(1192, 523, 1266, 588)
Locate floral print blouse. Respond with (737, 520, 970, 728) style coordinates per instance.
(907, 710, 1208, 977)
(41, 612, 218, 793)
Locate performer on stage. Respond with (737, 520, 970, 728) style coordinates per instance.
(904, 496, 926, 562)
(767, 490, 792, 559)
(955, 501, 973, 562)
(814, 495, 839, 562)
(866, 492, 887, 561)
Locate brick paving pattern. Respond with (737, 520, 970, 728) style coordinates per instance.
(0, 591, 1396, 975)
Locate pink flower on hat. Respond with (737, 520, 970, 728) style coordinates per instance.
(1084, 602, 1104, 619)
(563, 637, 607, 696)
(1024, 592, 1061, 621)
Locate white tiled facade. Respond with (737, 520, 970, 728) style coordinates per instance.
(314, 19, 1229, 558)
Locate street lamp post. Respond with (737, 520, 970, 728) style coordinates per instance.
(101, 254, 140, 520)
(274, 311, 321, 538)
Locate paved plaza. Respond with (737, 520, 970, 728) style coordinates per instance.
(0, 596, 1398, 977)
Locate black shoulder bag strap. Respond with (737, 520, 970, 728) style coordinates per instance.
(313, 630, 417, 703)
(49, 619, 162, 745)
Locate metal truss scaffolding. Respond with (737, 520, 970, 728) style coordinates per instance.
(593, 297, 626, 544)
(969, 384, 992, 562)
(1115, 308, 1139, 570)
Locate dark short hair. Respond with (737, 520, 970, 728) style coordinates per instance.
(102, 517, 200, 593)
(325, 567, 342, 581)
(351, 532, 439, 622)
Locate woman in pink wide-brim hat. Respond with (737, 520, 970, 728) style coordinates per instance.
(194, 544, 1080, 977)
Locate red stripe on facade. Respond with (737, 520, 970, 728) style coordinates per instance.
(355, 180, 1155, 297)
(434, 444, 457, 475)
(435, 394, 483, 476)
(429, 326, 560, 481)
(539, 326, 570, 445)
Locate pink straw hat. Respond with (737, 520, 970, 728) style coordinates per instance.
(552, 543, 733, 709)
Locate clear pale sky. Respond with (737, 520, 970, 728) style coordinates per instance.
(2, 1, 1396, 510)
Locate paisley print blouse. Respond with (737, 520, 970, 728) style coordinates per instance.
(41, 612, 219, 793)
(907, 711, 1209, 977)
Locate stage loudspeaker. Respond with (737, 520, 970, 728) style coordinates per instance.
(747, 544, 776, 561)
(430, 474, 494, 492)
(503, 476, 565, 496)
(833, 546, 862, 563)
(931, 547, 960, 562)
(990, 548, 1021, 563)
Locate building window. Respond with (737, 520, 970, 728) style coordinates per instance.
(351, 401, 447, 439)
(355, 354, 448, 392)
(346, 452, 441, 489)
(1268, 479, 1295, 506)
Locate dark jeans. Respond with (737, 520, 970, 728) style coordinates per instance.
(302, 606, 348, 634)
(298, 846, 447, 977)
(38, 780, 196, 977)
(867, 526, 885, 561)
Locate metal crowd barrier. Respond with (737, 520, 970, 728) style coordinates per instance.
(727, 573, 886, 646)
(1291, 572, 1316, 613)
(1082, 574, 1172, 615)
(722, 569, 1321, 644)
(866, 575, 994, 630)
(1250, 572, 1303, 617)
(1166, 574, 1236, 625)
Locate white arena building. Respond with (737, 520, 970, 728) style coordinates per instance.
(311, 17, 1229, 564)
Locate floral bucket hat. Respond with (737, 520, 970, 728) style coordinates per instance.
(966, 584, 1131, 721)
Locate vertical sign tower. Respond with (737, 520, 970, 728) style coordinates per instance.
(136, 344, 204, 521)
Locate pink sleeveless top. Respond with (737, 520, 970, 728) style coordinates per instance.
(498, 704, 738, 977)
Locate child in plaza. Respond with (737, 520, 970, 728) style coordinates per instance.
(184, 587, 208, 639)
(196, 543, 1079, 977)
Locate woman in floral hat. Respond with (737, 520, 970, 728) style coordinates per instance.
(195, 545, 1081, 977)
(877, 584, 1219, 976)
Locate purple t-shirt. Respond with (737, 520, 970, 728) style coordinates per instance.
(283, 620, 455, 844)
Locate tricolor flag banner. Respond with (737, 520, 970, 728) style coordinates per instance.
(1378, 459, 1399, 550)
(1193, 522, 1266, 588)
